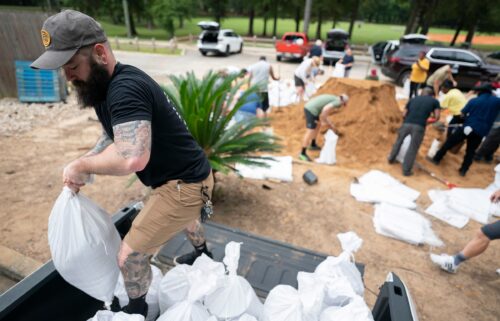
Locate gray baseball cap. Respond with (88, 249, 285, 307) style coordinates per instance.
(31, 10, 107, 70)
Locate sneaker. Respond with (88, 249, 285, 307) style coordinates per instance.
(307, 145, 321, 151)
(403, 171, 413, 177)
(430, 253, 458, 273)
(173, 248, 213, 266)
(458, 169, 467, 177)
(299, 153, 312, 162)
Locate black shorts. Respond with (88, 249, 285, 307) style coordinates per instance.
(304, 109, 319, 129)
(481, 220, 500, 240)
(294, 75, 305, 88)
(258, 92, 269, 112)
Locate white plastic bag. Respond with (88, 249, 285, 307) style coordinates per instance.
(263, 285, 306, 321)
(87, 311, 144, 321)
(316, 130, 338, 165)
(48, 187, 121, 307)
(319, 296, 374, 321)
(205, 242, 264, 320)
(332, 63, 345, 78)
(427, 139, 440, 159)
(238, 314, 258, 321)
(317, 275, 358, 307)
(425, 190, 469, 228)
(396, 135, 411, 163)
(305, 82, 317, 98)
(157, 269, 215, 321)
(297, 272, 326, 320)
(114, 265, 162, 321)
(158, 264, 193, 313)
(373, 203, 443, 247)
(337, 232, 363, 254)
(314, 253, 364, 297)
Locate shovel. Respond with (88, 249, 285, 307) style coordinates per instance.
(415, 162, 457, 189)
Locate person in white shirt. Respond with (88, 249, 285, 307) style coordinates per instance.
(294, 56, 321, 101)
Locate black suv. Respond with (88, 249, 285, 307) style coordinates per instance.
(381, 45, 500, 89)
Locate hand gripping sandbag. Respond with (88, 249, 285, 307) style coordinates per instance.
(263, 285, 314, 321)
(114, 265, 163, 321)
(205, 242, 264, 320)
(158, 264, 193, 313)
(319, 296, 374, 321)
(48, 187, 121, 307)
(157, 269, 215, 321)
(87, 310, 145, 321)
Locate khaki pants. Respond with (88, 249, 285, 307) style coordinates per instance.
(124, 172, 214, 254)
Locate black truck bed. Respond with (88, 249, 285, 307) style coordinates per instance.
(0, 203, 417, 321)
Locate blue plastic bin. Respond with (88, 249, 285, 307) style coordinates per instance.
(15, 60, 66, 103)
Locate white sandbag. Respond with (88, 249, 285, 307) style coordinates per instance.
(373, 203, 443, 247)
(315, 130, 338, 165)
(317, 275, 358, 307)
(297, 272, 326, 320)
(337, 231, 363, 254)
(446, 188, 491, 224)
(235, 156, 293, 182)
(263, 285, 306, 321)
(319, 296, 374, 321)
(158, 264, 193, 313)
(305, 82, 317, 98)
(332, 63, 345, 78)
(314, 253, 364, 297)
(157, 269, 215, 321)
(205, 242, 263, 320)
(114, 265, 162, 321)
(237, 314, 258, 321)
(403, 79, 410, 98)
(427, 139, 440, 159)
(268, 80, 297, 107)
(87, 310, 144, 321)
(485, 164, 500, 191)
(48, 187, 121, 307)
(425, 190, 469, 228)
(192, 253, 226, 277)
(396, 135, 411, 163)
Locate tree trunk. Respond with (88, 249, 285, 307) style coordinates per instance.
(303, 0, 312, 35)
(272, 1, 279, 37)
(332, 18, 336, 28)
(315, 9, 322, 40)
(450, 19, 463, 46)
(248, 6, 255, 36)
(464, 19, 477, 45)
(405, 0, 421, 34)
(295, 6, 300, 32)
(347, 0, 360, 39)
(263, 17, 268, 37)
(129, 11, 137, 37)
(179, 16, 184, 28)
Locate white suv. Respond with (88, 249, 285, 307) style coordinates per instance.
(197, 21, 243, 56)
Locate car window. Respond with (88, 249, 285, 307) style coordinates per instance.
(395, 46, 421, 58)
(430, 50, 455, 61)
(223, 32, 231, 37)
(284, 35, 304, 42)
(455, 51, 479, 64)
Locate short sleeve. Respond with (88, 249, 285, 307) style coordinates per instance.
(106, 78, 153, 126)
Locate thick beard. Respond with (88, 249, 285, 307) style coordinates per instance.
(73, 57, 111, 108)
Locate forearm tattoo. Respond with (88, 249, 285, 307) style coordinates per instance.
(113, 120, 152, 159)
(120, 252, 152, 299)
(186, 220, 206, 247)
(86, 131, 112, 156)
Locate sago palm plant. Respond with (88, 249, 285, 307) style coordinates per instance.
(162, 71, 282, 174)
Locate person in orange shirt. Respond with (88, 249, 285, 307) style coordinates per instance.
(409, 51, 430, 98)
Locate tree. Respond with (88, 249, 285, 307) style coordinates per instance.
(303, 0, 312, 35)
(404, 0, 425, 34)
(163, 72, 282, 174)
(205, 0, 227, 23)
(272, 0, 279, 37)
(347, 0, 361, 39)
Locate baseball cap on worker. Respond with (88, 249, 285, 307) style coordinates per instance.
(31, 10, 107, 70)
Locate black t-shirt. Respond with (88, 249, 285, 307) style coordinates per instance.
(94, 63, 211, 187)
(403, 95, 440, 127)
(342, 54, 354, 70)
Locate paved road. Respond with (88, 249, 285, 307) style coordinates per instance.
(114, 44, 394, 86)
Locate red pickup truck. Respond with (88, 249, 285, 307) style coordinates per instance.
(275, 32, 312, 61)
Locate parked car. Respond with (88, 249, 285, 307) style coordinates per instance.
(197, 21, 243, 56)
(322, 28, 349, 65)
(275, 32, 312, 61)
(370, 34, 428, 64)
(381, 45, 500, 89)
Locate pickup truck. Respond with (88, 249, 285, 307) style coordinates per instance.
(275, 32, 312, 61)
(0, 202, 419, 321)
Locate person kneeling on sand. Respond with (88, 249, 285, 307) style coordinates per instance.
(299, 94, 348, 162)
(387, 87, 440, 176)
(430, 189, 500, 273)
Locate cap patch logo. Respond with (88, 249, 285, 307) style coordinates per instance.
(41, 29, 51, 47)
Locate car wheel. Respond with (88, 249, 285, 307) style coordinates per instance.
(277, 55, 282, 61)
(397, 70, 411, 87)
(238, 43, 243, 54)
(200, 50, 207, 56)
(225, 45, 230, 56)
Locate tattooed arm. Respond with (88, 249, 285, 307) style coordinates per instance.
(83, 129, 113, 157)
(63, 120, 151, 188)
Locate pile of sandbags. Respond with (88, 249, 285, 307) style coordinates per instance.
(263, 232, 373, 321)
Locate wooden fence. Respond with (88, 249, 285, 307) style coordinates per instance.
(0, 11, 50, 98)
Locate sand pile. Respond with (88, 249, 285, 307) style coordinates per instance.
(271, 78, 403, 164)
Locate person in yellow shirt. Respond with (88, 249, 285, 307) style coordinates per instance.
(441, 80, 467, 138)
(409, 51, 430, 98)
